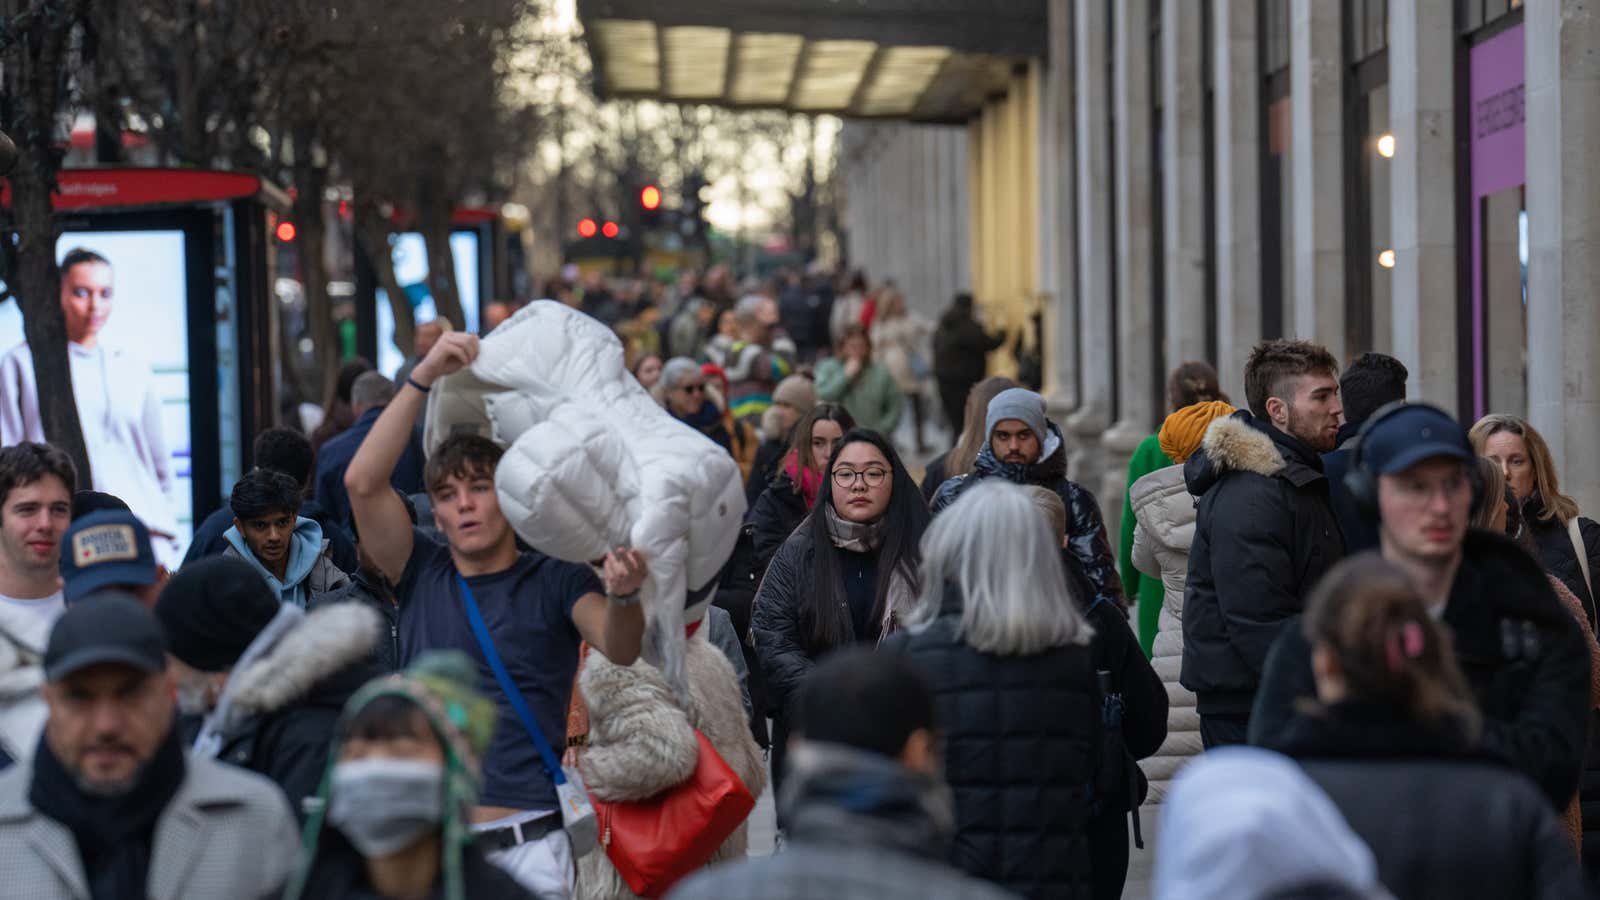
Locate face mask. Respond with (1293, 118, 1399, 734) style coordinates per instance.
(327, 757, 445, 857)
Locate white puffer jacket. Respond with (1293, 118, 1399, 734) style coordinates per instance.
(424, 301, 746, 683)
(424, 301, 760, 896)
(1130, 463, 1202, 802)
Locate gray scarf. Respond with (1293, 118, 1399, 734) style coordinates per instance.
(824, 503, 885, 552)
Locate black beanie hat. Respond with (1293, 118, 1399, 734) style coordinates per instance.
(155, 556, 281, 672)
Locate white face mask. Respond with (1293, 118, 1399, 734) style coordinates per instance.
(327, 757, 445, 857)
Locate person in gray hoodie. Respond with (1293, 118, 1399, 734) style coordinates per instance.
(223, 468, 350, 607)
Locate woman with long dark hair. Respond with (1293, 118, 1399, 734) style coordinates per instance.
(753, 428, 929, 795)
(748, 404, 855, 565)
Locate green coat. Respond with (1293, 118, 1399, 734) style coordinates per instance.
(1120, 433, 1172, 657)
(815, 358, 904, 436)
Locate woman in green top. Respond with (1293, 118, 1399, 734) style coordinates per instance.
(1119, 361, 1227, 656)
(816, 324, 904, 437)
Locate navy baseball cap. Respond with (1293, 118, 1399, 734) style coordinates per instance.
(1358, 403, 1474, 476)
(44, 592, 167, 681)
(60, 510, 157, 604)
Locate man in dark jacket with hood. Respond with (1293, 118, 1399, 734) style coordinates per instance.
(1182, 340, 1346, 748)
(932, 388, 1123, 613)
(671, 649, 1018, 900)
(1320, 352, 1408, 554)
(155, 556, 386, 820)
(1250, 404, 1591, 812)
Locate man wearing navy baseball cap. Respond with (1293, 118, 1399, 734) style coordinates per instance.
(59, 509, 164, 607)
(1250, 402, 1591, 811)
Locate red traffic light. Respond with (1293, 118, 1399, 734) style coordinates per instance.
(275, 221, 297, 242)
(601, 221, 620, 239)
(640, 184, 661, 211)
(577, 218, 598, 238)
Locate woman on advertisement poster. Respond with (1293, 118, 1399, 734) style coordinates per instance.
(0, 247, 180, 564)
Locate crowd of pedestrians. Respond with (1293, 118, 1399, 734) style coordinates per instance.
(3, 252, 1600, 900)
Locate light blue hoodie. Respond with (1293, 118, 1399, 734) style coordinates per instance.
(223, 515, 330, 608)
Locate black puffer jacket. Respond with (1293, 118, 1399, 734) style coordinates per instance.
(1181, 412, 1344, 716)
(750, 471, 811, 564)
(1271, 703, 1587, 900)
(931, 423, 1124, 613)
(1249, 529, 1591, 810)
(211, 603, 386, 820)
(884, 590, 1103, 900)
(745, 437, 789, 510)
(920, 451, 951, 504)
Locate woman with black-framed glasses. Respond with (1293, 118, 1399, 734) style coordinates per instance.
(752, 428, 929, 804)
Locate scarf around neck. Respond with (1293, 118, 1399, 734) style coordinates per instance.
(783, 450, 823, 509)
(30, 723, 187, 900)
(824, 503, 885, 553)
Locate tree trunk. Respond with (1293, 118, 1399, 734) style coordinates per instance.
(353, 196, 414, 356)
(291, 124, 338, 405)
(1, 0, 92, 485)
(416, 183, 464, 330)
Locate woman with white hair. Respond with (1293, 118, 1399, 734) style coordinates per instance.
(884, 480, 1136, 900)
(653, 356, 733, 455)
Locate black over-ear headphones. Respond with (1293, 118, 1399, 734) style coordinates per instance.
(1344, 401, 1483, 521)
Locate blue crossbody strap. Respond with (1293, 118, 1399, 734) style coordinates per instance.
(456, 575, 567, 785)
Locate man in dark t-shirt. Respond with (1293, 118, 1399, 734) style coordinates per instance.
(345, 331, 647, 899)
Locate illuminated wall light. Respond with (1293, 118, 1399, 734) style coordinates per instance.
(1378, 249, 1396, 269)
(1376, 133, 1396, 158)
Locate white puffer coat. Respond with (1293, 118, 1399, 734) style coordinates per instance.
(1130, 463, 1202, 802)
(423, 301, 761, 897)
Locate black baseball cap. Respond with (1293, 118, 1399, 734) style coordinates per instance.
(44, 593, 167, 681)
(1358, 403, 1474, 476)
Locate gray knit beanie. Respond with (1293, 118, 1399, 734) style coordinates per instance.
(985, 388, 1048, 441)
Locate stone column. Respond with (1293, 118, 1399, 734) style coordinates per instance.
(1289, 0, 1344, 359)
(1212, 0, 1261, 400)
(1526, 0, 1600, 516)
(1163, 0, 1208, 369)
(1041, 0, 1079, 416)
(1068, 0, 1114, 490)
(1102, 0, 1154, 530)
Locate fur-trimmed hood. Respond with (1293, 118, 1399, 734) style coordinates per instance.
(228, 602, 383, 716)
(1184, 412, 1328, 498)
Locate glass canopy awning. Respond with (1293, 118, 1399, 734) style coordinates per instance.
(575, 0, 1047, 123)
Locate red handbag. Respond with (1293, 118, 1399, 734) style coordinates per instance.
(593, 729, 756, 898)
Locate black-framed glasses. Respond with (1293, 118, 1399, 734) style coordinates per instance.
(679, 383, 705, 395)
(833, 467, 889, 488)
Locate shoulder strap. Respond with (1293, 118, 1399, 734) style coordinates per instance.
(1568, 518, 1592, 593)
(456, 575, 567, 785)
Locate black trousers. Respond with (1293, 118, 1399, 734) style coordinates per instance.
(1199, 713, 1251, 750)
(937, 378, 974, 436)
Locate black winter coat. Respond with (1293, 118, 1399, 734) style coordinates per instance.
(750, 472, 811, 565)
(931, 424, 1124, 613)
(309, 571, 400, 672)
(884, 593, 1102, 900)
(746, 438, 789, 510)
(1181, 412, 1344, 716)
(1524, 493, 1600, 627)
(1249, 530, 1592, 810)
(932, 310, 1004, 388)
(1270, 704, 1587, 900)
(299, 833, 539, 899)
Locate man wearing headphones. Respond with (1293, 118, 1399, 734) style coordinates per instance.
(1249, 402, 1591, 811)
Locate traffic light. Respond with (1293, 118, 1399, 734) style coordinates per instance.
(601, 221, 620, 239)
(577, 218, 598, 238)
(275, 220, 297, 242)
(640, 184, 661, 211)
